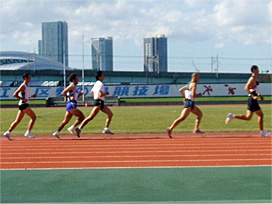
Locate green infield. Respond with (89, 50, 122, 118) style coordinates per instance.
(1, 167, 271, 203)
(0, 105, 271, 135)
(122, 96, 272, 103)
(0, 99, 46, 105)
(1, 96, 272, 105)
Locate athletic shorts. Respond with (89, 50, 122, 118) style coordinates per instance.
(247, 96, 261, 112)
(66, 101, 77, 112)
(184, 99, 195, 110)
(18, 103, 29, 111)
(94, 99, 105, 110)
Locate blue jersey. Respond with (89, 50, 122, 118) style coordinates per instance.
(66, 84, 79, 112)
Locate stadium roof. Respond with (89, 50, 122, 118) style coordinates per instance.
(0, 51, 73, 71)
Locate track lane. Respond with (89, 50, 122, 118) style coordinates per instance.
(1, 134, 271, 169)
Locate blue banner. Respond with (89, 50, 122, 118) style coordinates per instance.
(1, 83, 271, 100)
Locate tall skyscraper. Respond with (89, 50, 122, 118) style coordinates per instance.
(38, 21, 68, 66)
(144, 34, 168, 73)
(91, 37, 113, 71)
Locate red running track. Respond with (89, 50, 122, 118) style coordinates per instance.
(1, 132, 271, 169)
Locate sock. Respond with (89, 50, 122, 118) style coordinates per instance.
(6, 130, 10, 134)
(70, 125, 74, 129)
(56, 131, 60, 134)
(233, 114, 235, 118)
(25, 130, 29, 135)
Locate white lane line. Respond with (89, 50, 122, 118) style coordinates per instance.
(1, 158, 271, 164)
(1, 142, 271, 148)
(0, 134, 268, 140)
(1, 165, 271, 171)
(1, 149, 271, 155)
(1, 146, 271, 152)
(2, 154, 271, 160)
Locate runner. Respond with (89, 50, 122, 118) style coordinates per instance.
(76, 71, 114, 137)
(53, 73, 85, 140)
(226, 65, 271, 137)
(3, 73, 37, 140)
(167, 73, 203, 138)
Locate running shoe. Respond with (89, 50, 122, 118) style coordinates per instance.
(260, 130, 271, 137)
(3, 131, 12, 141)
(53, 131, 60, 140)
(24, 131, 35, 138)
(225, 113, 235, 124)
(75, 127, 81, 138)
(67, 126, 76, 135)
(167, 128, 172, 138)
(102, 128, 114, 135)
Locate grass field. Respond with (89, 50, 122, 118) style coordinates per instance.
(2, 167, 271, 203)
(1, 105, 271, 135)
(122, 96, 272, 103)
(1, 96, 272, 105)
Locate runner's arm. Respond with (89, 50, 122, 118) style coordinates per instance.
(78, 91, 84, 98)
(29, 94, 37, 98)
(61, 85, 73, 99)
(244, 77, 254, 95)
(13, 84, 26, 101)
(191, 83, 202, 98)
(99, 90, 109, 97)
(245, 77, 258, 100)
(179, 85, 187, 98)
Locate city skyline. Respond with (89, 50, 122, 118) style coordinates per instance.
(1, 0, 271, 73)
(144, 34, 168, 73)
(38, 21, 69, 66)
(91, 37, 113, 71)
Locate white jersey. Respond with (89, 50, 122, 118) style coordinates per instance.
(18, 84, 30, 105)
(184, 82, 195, 101)
(91, 80, 105, 101)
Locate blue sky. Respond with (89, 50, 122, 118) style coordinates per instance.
(0, 0, 271, 73)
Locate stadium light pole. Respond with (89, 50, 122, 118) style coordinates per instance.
(63, 42, 66, 101)
(82, 35, 85, 102)
(146, 56, 149, 84)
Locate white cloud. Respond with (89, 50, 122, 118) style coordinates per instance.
(0, 0, 271, 53)
(215, 43, 225, 48)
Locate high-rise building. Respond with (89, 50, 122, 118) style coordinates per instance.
(144, 34, 167, 73)
(91, 37, 113, 71)
(38, 21, 68, 66)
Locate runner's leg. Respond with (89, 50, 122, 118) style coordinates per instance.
(8, 110, 25, 132)
(191, 106, 203, 132)
(23, 108, 36, 132)
(234, 110, 254, 121)
(57, 111, 73, 132)
(69, 109, 85, 127)
(168, 108, 191, 132)
(255, 109, 264, 131)
(100, 106, 113, 128)
(79, 106, 101, 129)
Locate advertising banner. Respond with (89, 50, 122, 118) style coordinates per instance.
(1, 83, 271, 100)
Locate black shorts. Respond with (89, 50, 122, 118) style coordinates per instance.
(19, 103, 29, 111)
(94, 99, 105, 110)
(184, 99, 195, 110)
(247, 96, 261, 112)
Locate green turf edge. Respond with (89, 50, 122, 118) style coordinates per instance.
(1, 96, 272, 105)
(121, 96, 272, 103)
(1, 166, 271, 203)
